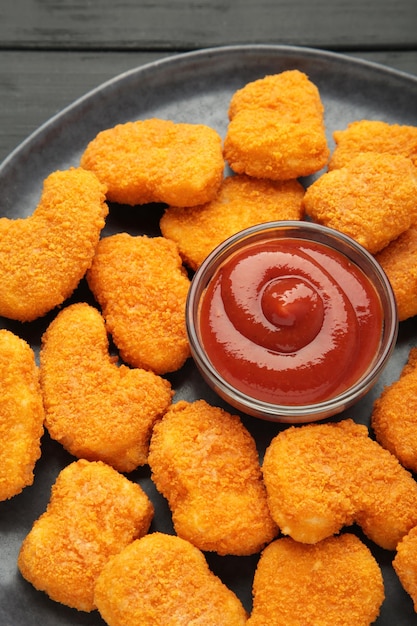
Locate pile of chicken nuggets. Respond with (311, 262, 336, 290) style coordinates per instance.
(2, 67, 417, 625)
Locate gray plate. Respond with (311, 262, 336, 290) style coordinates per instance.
(1, 45, 417, 625)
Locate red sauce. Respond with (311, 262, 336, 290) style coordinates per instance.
(199, 238, 383, 405)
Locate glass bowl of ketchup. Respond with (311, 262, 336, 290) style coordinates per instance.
(186, 221, 398, 423)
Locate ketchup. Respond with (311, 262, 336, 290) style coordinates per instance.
(199, 238, 383, 405)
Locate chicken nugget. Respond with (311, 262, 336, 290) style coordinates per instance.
(302, 152, 417, 254)
(87, 233, 190, 375)
(94, 532, 248, 626)
(148, 399, 278, 556)
(224, 70, 329, 180)
(393, 525, 417, 612)
(329, 119, 417, 170)
(375, 224, 417, 321)
(40, 302, 173, 473)
(18, 459, 154, 612)
(160, 174, 305, 270)
(262, 418, 417, 550)
(247, 534, 384, 626)
(80, 118, 224, 206)
(0, 167, 108, 322)
(227, 70, 325, 122)
(372, 348, 417, 473)
(0, 329, 44, 501)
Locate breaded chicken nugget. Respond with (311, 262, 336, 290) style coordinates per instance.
(80, 118, 224, 206)
(375, 224, 417, 321)
(18, 459, 154, 612)
(40, 303, 173, 473)
(94, 532, 248, 626)
(372, 348, 417, 473)
(393, 525, 417, 612)
(224, 70, 329, 180)
(247, 534, 384, 626)
(148, 399, 278, 556)
(329, 119, 417, 170)
(262, 418, 417, 550)
(302, 152, 417, 254)
(0, 330, 44, 501)
(227, 70, 325, 122)
(160, 174, 305, 270)
(87, 233, 190, 375)
(0, 167, 108, 322)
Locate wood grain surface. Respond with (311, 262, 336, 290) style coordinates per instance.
(1, 0, 416, 50)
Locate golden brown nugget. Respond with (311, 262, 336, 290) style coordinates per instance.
(40, 303, 173, 473)
(375, 224, 417, 321)
(80, 118, 224, 206)
(247, 534, 384, 626)
(160, 174, 305, 270)
(18, 459, 154, 612)
(224, 70, 329, 180)
(87, 233, 190, 375)
(94, 532, 248, 626)
(0, 330, 44, 501)
(393, 525, 417, 612)
(0, 167, 108, 322)
(148, 399, 278, 556)
(329, 119, 417, 170)
(262, 418, 417, 550)
(372, 348, 417, 474)
(227, 70, 325, 122)
(302, 152, 417, 254)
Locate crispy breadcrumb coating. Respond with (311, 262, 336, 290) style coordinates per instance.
(148, 399, 278, 556)
(160, 174, 305, 270)
(372, 348, 417, 473)
(262, 418, 417, 550)
(0, 330, 44, 501)
(224, 70, 329, 180)
(94, 532, 248, 626)
(247, 534, 384, 626)
(18, 459, 154, 612)
(87, 233, 191, 375)
(40, 303, 173, 473)
(329, 119, 417, 170)
(302, 152, 417, 254)
(393, 525, 417, 612)
(227, 70, 324, 122)
(0, 167, 108, 322)
(375, 224, 417, 321)
(80, 118, 224, 206)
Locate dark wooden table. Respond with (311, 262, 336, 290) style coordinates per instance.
(1, 0, 416, 163)
(1, 2, 417, 626)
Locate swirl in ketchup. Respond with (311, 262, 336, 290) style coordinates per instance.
(199, 238, 383, 405)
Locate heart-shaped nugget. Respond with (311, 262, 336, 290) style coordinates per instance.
(0, 167, 108, 322)
(87, 233, 191, 375)
(18, 459, 154, 612)
(40, 302, 173, 473)
(224, 70, 329, 180)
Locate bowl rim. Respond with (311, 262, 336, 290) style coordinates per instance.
(186, 220, 399, 422)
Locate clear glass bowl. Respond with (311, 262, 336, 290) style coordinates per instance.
(186, 221, 398, 423)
